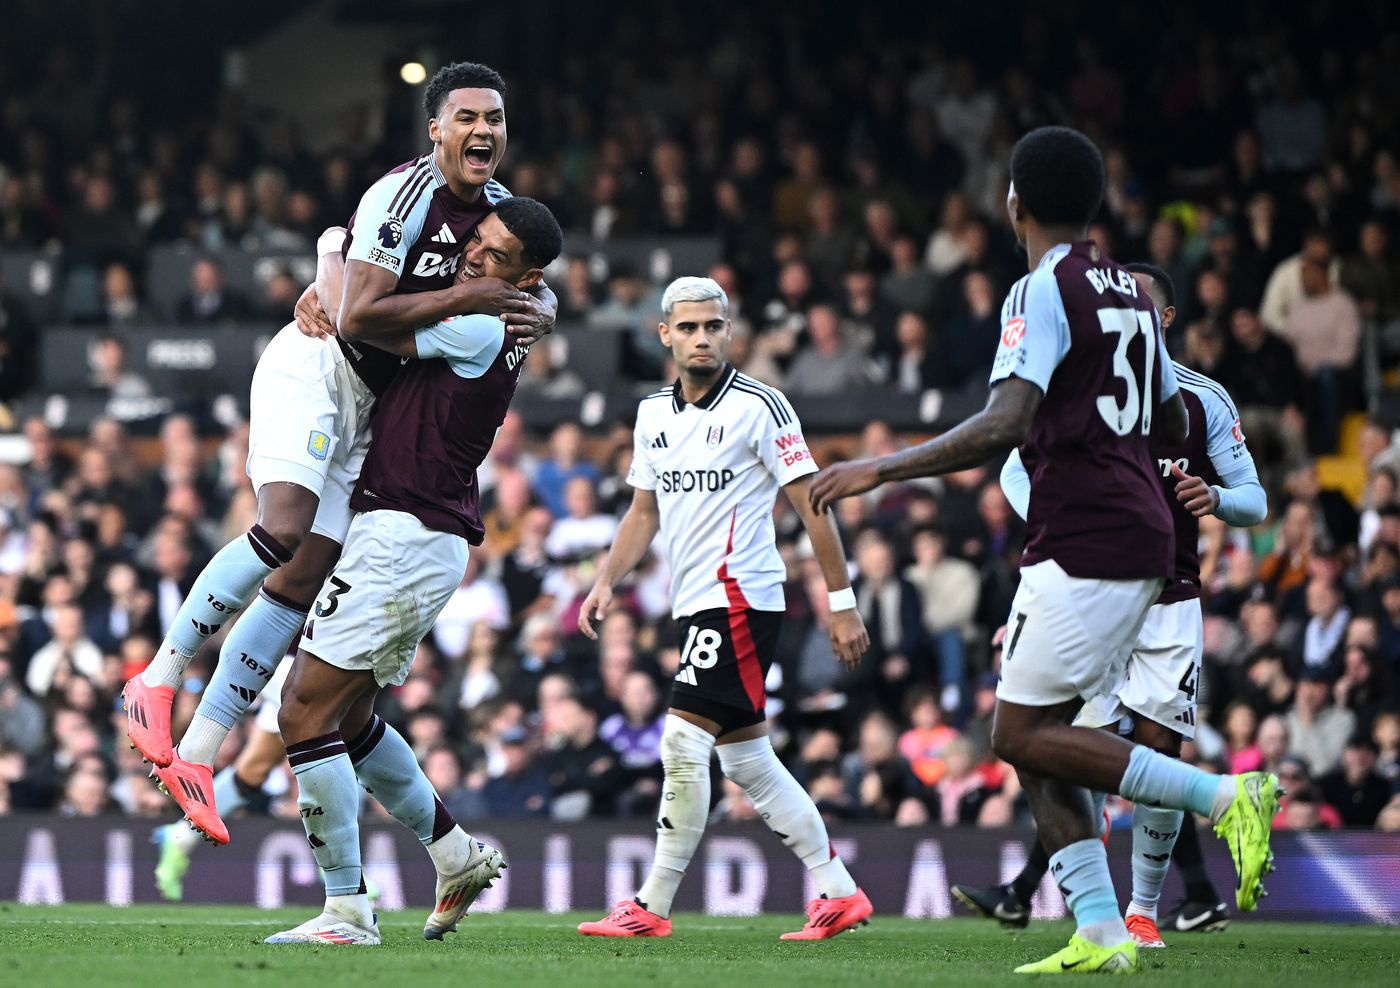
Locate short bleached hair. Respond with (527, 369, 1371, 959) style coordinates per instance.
(661, 276, 729, 319)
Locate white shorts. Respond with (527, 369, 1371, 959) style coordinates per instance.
(253, 657, 292, 735)
(246, 323, 377, 544)
(996, 559, 1162, 709)
(301, 510, 469, 687)
(1075, 598, 1204, 739)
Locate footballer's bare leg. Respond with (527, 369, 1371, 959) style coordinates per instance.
(127, 482, 315, 766)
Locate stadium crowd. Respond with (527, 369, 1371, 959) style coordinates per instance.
(1, 3, 1399, 833)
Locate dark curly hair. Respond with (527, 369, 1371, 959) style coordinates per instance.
(494, 197, 563, 269)
(1009, 126, 1105, 230)
(423, 62, 507, 118)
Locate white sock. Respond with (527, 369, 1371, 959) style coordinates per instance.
(141, 641, 195, 690)
(177, 713, 230, 767)
(636, 715, 714, 917)
(425, 826, 476, 874)
(1128, 804, 1183, 919)
(325, 892, 374, 929)
(716, 735, 857, 899)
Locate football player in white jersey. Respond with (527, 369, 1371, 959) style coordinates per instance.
(576, 276, 873, 940)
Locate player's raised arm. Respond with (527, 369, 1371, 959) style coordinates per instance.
(338, 257, 528, 344)
(782, 475, 869, 669)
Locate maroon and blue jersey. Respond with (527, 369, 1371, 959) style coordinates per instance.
(1153, 364, 1258, 604)
(989, 241, 1178, 581)
(351, 314, 530, 543)
(339, 154, 510, 395)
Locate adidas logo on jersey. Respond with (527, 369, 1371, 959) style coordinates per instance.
(651, 432, 669, 449)
(674, 666, 698, 686)
(430, 223, 456, 244)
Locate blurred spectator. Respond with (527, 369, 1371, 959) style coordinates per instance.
(1259, 230, 1339, 334)
(176, 257, 251, 323)
(941, 270, 1001, 387)
(97, 262, 149, 327)
(897, 687, 959, 786)
(904, 526, 978, 712)
(424, 745, 487, 822)
(432, 554, 509, 660)
(87, 334, 152, 399)
(880, 236, 936, 315)
(933, 737, 994, 825)
(1317, 734, 1392, 827)
(543, 696, 625, 819)
(1286, 669, 1357, 778)
(481, 727, 551, 818)
(884, 311, 939, 393)
(544, 477, 617, 561)
(786, 304, 877, 395)
(533, 423, 601, 519)
(1299, 577, 1350, 675)
(1222, 307, 1307, 475)
(852, 530, 927, 713)
(25, 603, 102, 697)
(1277, 258, 1360, 452)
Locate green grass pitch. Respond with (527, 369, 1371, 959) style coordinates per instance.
(4, 904, 1398, 987)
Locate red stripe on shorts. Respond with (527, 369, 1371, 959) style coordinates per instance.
(716, 508, 766, 712)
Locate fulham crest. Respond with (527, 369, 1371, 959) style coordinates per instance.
(707, 426, 724, 448)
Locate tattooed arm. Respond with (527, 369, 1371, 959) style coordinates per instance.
(809, 377, 1042, 512)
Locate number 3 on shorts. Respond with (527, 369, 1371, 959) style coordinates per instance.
(314, 576, 353, 618)
(680, 625, 723, 669)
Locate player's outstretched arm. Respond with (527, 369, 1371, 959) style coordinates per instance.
(783, 475, 870, 669)
(338, 258, 531, 345)
(579, 488, 661, 640)
(809, 377, 1043, 513)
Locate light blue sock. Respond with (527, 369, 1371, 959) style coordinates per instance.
(1119, 745, 1231, 820)
(347, 715, 444, 845)
(1127, 804, 1182, 918)
(287, 733, 362, 897)
(164, 526, 294, 658)
(1050, 838, 1129, 946)
(197, 591, 308, 732)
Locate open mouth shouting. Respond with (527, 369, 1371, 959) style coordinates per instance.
(464, 144, 493, 174)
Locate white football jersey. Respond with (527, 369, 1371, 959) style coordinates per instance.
(628, 365, 817, 618)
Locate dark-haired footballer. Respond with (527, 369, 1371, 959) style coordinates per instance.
(267, 197, 564, 946)
(129, 62, 556, 846)
(810, 126, 1280, 974)
(953, 262, 1267, 948)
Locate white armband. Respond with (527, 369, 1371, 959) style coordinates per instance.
(828, 587, 857, 613)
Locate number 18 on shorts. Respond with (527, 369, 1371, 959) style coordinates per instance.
(669, 608, 782, 731)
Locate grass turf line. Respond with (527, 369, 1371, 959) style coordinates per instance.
(3, 904, 1398, 987)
